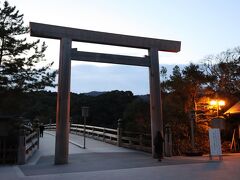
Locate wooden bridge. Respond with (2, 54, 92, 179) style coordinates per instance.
(0, 120, 173, 165)
(1, 127, 240, 180)
(46, 123, 152, 153)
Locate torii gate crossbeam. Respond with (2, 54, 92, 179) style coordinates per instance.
(30, 22, 181, 164)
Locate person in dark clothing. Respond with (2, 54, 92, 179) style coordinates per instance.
(154, 131, 164, 161)
(39, 124, 44, 137)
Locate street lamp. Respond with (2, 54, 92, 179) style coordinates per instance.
(209, 100, 225, 117)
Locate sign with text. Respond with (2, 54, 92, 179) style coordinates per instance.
(209, 128, 222, 156)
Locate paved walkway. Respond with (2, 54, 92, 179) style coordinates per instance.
(1, 131, 240, 180)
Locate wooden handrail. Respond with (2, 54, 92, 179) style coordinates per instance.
(45, 123, 151, 152)
(18, 127, 39, 164)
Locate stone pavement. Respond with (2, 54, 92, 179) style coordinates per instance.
(1, 131, 240, 180)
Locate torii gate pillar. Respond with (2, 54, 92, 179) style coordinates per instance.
(149, 48, 162, 158)
(55, 38, 72, 164)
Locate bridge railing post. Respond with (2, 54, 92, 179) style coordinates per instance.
(37, 127, 40, 149)
(139, 134, 143, 146)
(117, 119, 122, 147)
(164, 125, 173, 157)
(17, 126, 26, 165)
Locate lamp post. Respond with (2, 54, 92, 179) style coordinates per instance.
(81, 107, 89, 149)
(209, 100, 225, 117)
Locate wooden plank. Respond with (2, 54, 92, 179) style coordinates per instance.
(71, 49, 150, 67)
(104, 128, 118, 133)
(30, 22, 181, 52)
(104, 133, 117, 138)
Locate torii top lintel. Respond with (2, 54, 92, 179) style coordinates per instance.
(30, 22, 181, 52)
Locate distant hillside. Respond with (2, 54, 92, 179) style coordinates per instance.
(83, 91, 150, 101)
(70, 64, 186, 95)
(83, 91, 107, 96)
(137, 94, 149, 102)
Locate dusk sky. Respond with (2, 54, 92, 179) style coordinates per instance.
(8, 0, 240, 94)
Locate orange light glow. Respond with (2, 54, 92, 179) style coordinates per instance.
(210, 100, 217, 106)
(218, 100, 225, 106)
(209, 100, 225, 106)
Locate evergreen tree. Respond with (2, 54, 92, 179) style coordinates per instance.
(0, 1, 56, 92)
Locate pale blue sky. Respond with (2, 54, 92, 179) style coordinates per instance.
(7, 0, 240, 94)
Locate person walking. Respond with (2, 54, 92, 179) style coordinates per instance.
(39, 124, 44, 137)
(154, 131, 164, 161)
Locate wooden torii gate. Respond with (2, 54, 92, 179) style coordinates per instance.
(30, 22, 181, 164)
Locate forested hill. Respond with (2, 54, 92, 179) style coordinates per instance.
(0, 90, 150, 130)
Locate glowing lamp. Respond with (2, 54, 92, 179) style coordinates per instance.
(210, 100, 217, 106)
(218, 100, 225, 106)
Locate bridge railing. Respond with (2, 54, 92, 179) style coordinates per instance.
(70, 124, 118, 144)
(0, 123, 39, 165)
(121, 131, 151, 152)
(17, 125, 39, 164)
(45, 123, 151, 152)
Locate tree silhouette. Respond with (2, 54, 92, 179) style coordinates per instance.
(0, 1, 56, 92)
(203, 47, 240, 97)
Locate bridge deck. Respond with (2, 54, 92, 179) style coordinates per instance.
(1, 131, 240, 180)
(27, 131, 135, 165)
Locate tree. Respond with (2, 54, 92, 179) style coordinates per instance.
(70, 90, 134, 128)
(203, 47, 240, 97)
(123, 97, 150, 133)
(182, 63, 213, 111)
(160, 64, 214, 154)
(0, 1, 56, 92)
(160, 66, 167, 81)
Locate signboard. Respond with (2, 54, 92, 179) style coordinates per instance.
(209, 128, 222, 156)
(81, 107, 89, 117)
(211, 118, 225, 130)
